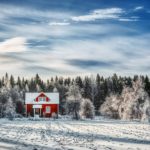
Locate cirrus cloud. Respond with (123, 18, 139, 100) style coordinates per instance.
(0, 37, 27, 53)
(71, 8, 124, 22)
(49, 22, 70, 26)
(134, 6, 144, 11)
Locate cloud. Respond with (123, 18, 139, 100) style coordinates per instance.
(0, 4, 72, 21)
(118, 18, 138, 22)
(134, 6, 144, 11)
(66, 59, 119, 69)
(49, 22, 70, 26)
(0, 37, 27, 53)
(71, 8, 124, 22)
(0, 31, 150, 77)
(0, 2, 149, 77)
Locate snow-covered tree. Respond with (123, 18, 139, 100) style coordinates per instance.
(0, 86, 10, 117)
(80, 98, 95, 119)
(90, 75, 98, 105)
(0, 83, 23, 118)
(10, 85, 21, 103)
(119, 78, 150, 121)
(66, 82, 82, 120)
(100, 94, 122, 119)
(36, 84, 41, 92)
(4, 74, 12, 90)
(3, 97, 15, 120)
(100, 78, 150, 122)
(25, 83, 29, 92)
(53, 87, 58, 92)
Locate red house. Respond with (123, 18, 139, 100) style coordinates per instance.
(25, 92, 59, 117)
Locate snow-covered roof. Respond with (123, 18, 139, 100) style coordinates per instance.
(25, 92, 59, 104)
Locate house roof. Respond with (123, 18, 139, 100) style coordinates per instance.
(25, 92, 59, 104)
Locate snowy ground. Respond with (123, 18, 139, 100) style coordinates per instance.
(0, 117, 150, 150)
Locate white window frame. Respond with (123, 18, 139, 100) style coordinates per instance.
(38, 97, 46, 102)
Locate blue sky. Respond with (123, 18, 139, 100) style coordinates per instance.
(0, 0, 150, 78)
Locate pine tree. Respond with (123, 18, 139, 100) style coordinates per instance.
(144, 76, 150, 96)
(75, 76, 83, 89)
(10, 75, 15, 88)
(16, 100, 25, 115)
(66, 82, 82, 120)
(25, 83, 29, 92)
(90, 75, 97, 104)
(83, 77, 91, 99)
(95, 74, 106, 112)
(17, 76, 22, 89)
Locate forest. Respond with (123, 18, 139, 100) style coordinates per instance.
(0, 73, 150, 121)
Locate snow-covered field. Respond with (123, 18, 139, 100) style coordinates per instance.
(0, 117, 150, 150)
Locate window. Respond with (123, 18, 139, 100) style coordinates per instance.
(38, 97, 46, 102)
(46, 106, 51, 113)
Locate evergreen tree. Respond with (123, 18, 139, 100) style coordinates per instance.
(17, 77, 22, 89)
(75, 76, 83, 89)
(10, 75, 15, 88)
(66, 82, 82, 120)
(144, 76, 150, 96)
(83, 77, 91, 99)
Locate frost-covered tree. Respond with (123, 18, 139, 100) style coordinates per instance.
(119, 78, 150, 121)
(100, 78, 150, 122)
(90, 75, 98, 105)
(53, 87, 58, 92)
(10, 85, 21, 103)
(100, 94, 122, 119)
(0, 85, 10, 117)
(66, 82, 82, 120)
(80, 98, 95, 119)
(36, 84, 41, 92)
(0, 82, 23, 117)
(3, 97, 15, 120)
(25, 83, 29, 92)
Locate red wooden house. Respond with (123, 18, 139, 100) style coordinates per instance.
(25, 92, 59, 117)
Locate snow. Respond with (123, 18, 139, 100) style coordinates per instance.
(0, 117, 150, 150)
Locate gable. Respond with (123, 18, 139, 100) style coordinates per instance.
(35, 92, 50, 102)
(25, 92, 59, 104)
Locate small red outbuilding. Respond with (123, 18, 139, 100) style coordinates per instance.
(25, 92, 59, 117)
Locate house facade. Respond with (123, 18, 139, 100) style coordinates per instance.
(25, 92, 59, 117)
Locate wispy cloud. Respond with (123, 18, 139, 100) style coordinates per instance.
(134, 6, 144, 11)
(49, 22, 70, 26)
(0, 35, 149, 77)
(71, 8, 124, 22)
(0, 37, 27, 53)
(0, 4, 72, 21)
(0, 1, 149, 77)
(71, 7, 140, 22)
(118, 18, 138, 22)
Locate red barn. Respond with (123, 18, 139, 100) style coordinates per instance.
(25, 92, 59, 117)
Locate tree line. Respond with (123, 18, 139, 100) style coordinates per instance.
(0, 73, 150, 119)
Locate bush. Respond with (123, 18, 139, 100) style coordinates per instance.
(80, 99, 95, 119)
